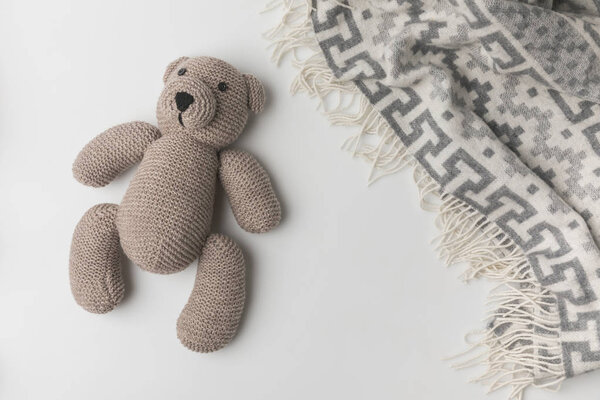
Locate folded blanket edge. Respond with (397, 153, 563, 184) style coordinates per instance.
(264, 0, 566, 398)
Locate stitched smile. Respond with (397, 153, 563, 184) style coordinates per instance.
(178, 113, 184, 127)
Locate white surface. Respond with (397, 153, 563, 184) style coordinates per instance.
(0, 1, 597, 399)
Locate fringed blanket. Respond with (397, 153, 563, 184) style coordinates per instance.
(268, 0, 600, 397)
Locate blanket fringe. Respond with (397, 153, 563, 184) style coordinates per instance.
(264, 0, 565, 398)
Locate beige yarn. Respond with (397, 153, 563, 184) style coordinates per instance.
(117, 134, 218, 274)
(73, 122, 161, 187)
(242, 74, 266, 113)
(157, 56, 265, 148)
(220, 149, 281, 233)
(69, 57, 280, 352)
(177, 234, 246, 352)
(70, 203, 124, 313)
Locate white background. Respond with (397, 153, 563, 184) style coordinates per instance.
(0, 1, 597, 399)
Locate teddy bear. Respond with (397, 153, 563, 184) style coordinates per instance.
(69, 56, 281, 352)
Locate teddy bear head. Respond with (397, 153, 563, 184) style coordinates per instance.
(157, 56, 266, 148)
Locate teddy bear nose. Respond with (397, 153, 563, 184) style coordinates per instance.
(175, 92, 194, 112)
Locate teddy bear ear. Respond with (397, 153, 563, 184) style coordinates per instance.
(163, 56, 189, 83)
(243, 74, 266, 113)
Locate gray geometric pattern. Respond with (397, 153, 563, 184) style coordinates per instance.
(311, 0, 600, 378)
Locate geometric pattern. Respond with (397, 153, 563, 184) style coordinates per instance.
(311, 0, 600, 378)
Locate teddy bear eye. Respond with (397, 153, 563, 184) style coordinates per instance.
(177, 68, 186, 76)
(217, 82, 228, 92)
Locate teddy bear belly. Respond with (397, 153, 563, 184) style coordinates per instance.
(115, 136, 218, 274)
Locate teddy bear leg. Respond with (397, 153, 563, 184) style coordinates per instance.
(177, 234, 246, 352)
(69, 203, 125, 314)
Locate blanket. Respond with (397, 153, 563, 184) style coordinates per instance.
(268, 0, 600, 397)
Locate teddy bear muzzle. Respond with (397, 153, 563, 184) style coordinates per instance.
(158, 78, 217, 132)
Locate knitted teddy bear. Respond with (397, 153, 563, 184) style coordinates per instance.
(69, 56, 281, 352)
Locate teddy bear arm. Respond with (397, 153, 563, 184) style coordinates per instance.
(72, 121, 161, 187)
(219, 149, 281, 233)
